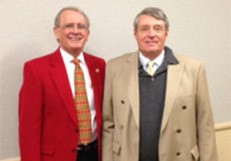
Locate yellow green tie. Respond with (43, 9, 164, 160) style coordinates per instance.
(147, 61, 155, 76)
(72, 58, 92, 145)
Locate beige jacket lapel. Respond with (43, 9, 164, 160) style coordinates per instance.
(160, 63, 184, 134)
(125, 52, 140, 128)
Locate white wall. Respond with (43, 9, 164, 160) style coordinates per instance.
(0, 0, 230, 159)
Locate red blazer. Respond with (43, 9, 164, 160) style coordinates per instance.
(19, 48, 105, 161)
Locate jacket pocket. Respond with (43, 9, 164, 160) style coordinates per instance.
(191, 145, 199, 161)
(112, 141, 121, 155)
(41, 144, 55, 156)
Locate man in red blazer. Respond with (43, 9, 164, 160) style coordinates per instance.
(19, 6, 105, 161)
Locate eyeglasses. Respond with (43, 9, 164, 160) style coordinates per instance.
(59, 23, 88, 31)
(139, 25, 165, 33)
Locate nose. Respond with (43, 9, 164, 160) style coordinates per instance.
(72, 26, 80, 33)
(148, 28, 157, 37)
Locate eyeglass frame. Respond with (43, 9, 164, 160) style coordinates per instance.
(57, 23, 88, 31)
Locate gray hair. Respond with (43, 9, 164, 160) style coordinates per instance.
(54, 6, 90, 29)
(133, 7, 169, 32)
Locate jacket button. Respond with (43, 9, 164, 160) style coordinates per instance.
(176, 129, 182, 133)
(72, 149, 77, 153)
(121, 100, 125, 104)
(176, 152, 181, 156)
(182, 106, 187, 110)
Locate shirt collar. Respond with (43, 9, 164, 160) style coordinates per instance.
(139, 49, 165, 68)
(60, 47, 86, 65)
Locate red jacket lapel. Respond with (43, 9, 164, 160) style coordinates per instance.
(49, 49, 77, 125)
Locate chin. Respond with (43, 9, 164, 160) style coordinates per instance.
(145, 49, 158, 53)
(70, 45, 82, 49)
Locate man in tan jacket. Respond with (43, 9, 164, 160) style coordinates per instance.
(102, 7, 217, 161)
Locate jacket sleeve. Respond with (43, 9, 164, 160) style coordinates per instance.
(196, 63, 218, 161)
(19, 62, 43, 161)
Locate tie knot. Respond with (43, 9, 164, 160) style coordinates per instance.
(147, 61, 154, 68)
(72, 58, 80, 66)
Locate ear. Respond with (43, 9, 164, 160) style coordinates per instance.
(133, 29, 138, 41)
(53, 27, 59, 40)
(85, 29, 90, 41)
(165, 30, 168, 37)
(87, 29, 90, 36)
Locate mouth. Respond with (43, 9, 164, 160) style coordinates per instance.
(145, 41, 158, 45)
(69, 35, 82, 42)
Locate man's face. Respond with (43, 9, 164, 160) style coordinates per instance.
(134, 15, 168, 57)
(53, 10, 89, 56)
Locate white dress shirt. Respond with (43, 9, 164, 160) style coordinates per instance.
(60, 48, 97, 142)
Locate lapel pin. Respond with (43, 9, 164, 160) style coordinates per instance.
(95, 68, 100, 73)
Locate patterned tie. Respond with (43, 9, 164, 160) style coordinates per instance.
(72, 58, 92, 145)
(147, 61, 155, 76)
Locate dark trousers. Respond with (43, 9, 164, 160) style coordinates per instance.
(77, 148, 97, 161)
(77, 140, 98, 161)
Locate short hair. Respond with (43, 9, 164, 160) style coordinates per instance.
(133, 7, 169, 32)
(54, 6, 90, 30)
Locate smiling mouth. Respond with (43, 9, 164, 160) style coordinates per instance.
(146, 41, 157, 45)
(69, 36, 82, 42)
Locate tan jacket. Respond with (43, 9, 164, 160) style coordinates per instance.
(102, 51, 218, 161)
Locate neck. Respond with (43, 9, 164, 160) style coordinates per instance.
(142, 52, 161, 61)
(60, 47, 82, 58)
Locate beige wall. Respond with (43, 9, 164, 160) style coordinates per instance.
(0, 0, 230, 159)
